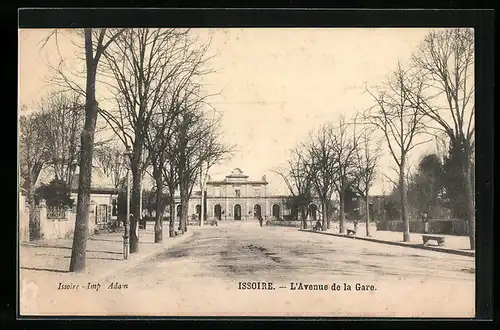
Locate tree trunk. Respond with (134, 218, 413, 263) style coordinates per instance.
(180, 196, 189, 233)
(321, 200, 327, 231)
(169, 202, 175, 237)
(154, 178, 164, 243)
(364, 193, 370, 237)
(400, 161, 410, 242)
(69, 31, 97, 272)
(339, 191, 345, 234)
(129, 167, 141, 253)
(326, 203, 331, 230)
(464, 165, 475, 250)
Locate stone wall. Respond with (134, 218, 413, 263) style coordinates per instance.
(19, 194, 29, 243)
(38, 200, 98, 240)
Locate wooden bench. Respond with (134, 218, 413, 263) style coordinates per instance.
(422, 234, 446, 246)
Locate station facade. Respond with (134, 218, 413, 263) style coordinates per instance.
(173, 168, 321, 222)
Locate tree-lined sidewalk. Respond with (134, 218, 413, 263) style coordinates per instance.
(20, 224, 194, 281)
(300, 227, 474, 257)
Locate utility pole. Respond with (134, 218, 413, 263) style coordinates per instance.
(123, 148, 133, 260)
(200, 162, 204, 227)
(139, 184, 142, 221)
(124, 168, 130, 260)
(139, 179, 143, 229)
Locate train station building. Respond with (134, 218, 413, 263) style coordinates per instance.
(174, 168, 321, 222)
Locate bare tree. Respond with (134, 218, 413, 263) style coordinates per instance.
(38, 91, 84, 188)
(365, 62, 429, 242)
(353, 122, 381, 237)
(94, 144, 127, 189)
(19, 110, 51, 225)
(40, 28, 126, 272)
(196, 111, 235, 226)
(274, 146, 314, 229)
(304, 125, 337, 231)
(410, 28, 476, 249)
(143, 83, 194, 242)
(330, 116, 363, 234)
(98, 28, 213, 252)
(172, 104, 233, 234)
(162, 139, 179, 238)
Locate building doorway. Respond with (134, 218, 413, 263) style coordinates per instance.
(272, 204, 281, 219)
(214, 204, 222, 220)
(253, 204, 262, 219)
(195, 204, 201, 220)
(309, 204, 318, 220)
(234, 204, 242, 220)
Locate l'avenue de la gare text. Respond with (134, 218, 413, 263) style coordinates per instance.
(58, 281, 128, 292)
(238, 282, 377, 291)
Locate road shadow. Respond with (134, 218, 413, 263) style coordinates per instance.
(29, 249, 122, 255)
(363, 252, 396, 257)
(163, 248, 190, 259)
(23, 244, 72, 250)
(344, 260, 361, 264)
(461, 268, 475, 274)
(20, 266, 69, 273)
(88, 238, 122, 243)
(63, 256, 123, 261)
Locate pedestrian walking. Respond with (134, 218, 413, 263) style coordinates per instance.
(258, 216, 263, 227)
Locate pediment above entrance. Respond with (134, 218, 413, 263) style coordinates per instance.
(226, 168, 249, 179)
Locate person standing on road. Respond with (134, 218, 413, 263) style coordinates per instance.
(422, 212, 429, 234)
(258, 216, 263, 227)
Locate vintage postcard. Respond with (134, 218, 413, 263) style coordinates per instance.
(18, 27, 476, 317)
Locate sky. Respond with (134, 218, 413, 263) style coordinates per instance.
(19, 28, 447, 195)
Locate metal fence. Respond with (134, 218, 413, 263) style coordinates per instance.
(376, 219, 469, 236)
(267, 219, 302, 228)
(46, 207, 67, 220)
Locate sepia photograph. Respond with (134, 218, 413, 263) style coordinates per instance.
(18, 26, 477, 317)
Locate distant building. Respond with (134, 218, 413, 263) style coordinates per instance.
(172, 168, 321, 222)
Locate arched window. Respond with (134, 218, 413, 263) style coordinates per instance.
(272, 204, 281, 219)
(234, 204, 242, 220)
(253, 204, 262, 219)
(214, 204, 222, 220)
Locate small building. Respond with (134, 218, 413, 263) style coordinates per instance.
(70, 176, 120, 227)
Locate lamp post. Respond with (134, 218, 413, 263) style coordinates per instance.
(123, 148, 133, 260)
(199, 162, 206, 227)
(139, 179, 143, 229)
